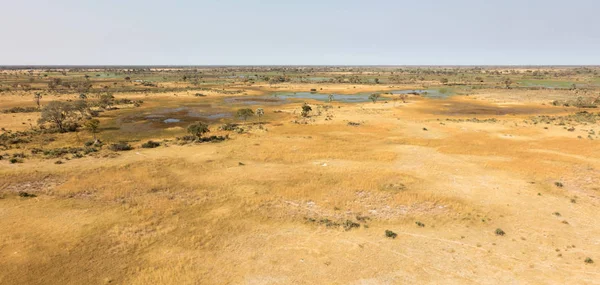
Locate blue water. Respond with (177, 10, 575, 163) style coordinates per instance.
(272, 92, 390, 103)
(223, 89, 453, 105)
(390, 89, 453, 99)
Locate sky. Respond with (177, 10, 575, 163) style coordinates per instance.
(1, 0, 599, 65)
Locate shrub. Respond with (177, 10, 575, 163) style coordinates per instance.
(141, 140, 160, 148)
(109, 142, 132, 151)
(368, 93, 381, 103)
(1, 106, 39, 114)
(415, 221, 425, 227)
(301, 103, 312, 117)
(385, 230, 397, 239)
(9, 158, 22, 164)
(18, 191, 36, 198)
(236, 108, 254, 121)
(585, 257, 594, 264)
(343, 220, 360, 231)
(187, 122, 210, 139)
(219, 123, 239, 131)
(495, 228, 506, 236)
(555, 182, 564, 188)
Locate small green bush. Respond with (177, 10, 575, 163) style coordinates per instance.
(18, 191, 36, 198)
(141, 140, 160, 148)
(415, 221, 425, 227)
(9, 158, 22, 164)
(385, 230, 397, 239)
(495, 228, 506, 236)
(343, 220, 360, 231)
(108, 142, 133, 151)
(585, 257, 594, 264)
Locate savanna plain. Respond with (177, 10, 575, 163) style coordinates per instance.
(0, 66, 599, 284)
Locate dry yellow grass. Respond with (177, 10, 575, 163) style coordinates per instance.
(1, 85, 600, 284)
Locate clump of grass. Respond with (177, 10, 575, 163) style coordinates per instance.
(356, 215, 370, 223)
(555, 182, 564, 188)
(343, 220, 360, 231)
(108, 142, 133, 151)
(584, 257, 594, 264)
(141, 140, 160, 148)
(385, 230, 397, 239)
(9, 158, 23, 164)
(18, 191, 36, 198)
(495, 228, 506, 236)
(553, 212, 561, 216)
(415, 221, 425, 227)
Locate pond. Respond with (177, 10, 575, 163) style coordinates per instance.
(120, 105, 231, 127)
(222, 89, 453, 106)
(390, 89, 453, 99)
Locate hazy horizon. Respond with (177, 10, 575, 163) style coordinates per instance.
(2, 0, 600, 65)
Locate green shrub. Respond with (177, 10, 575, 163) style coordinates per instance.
(585, 257, 594, 264)
(18, 191, 36, 198)
(141, 140, 160, 148)
(108, 142, 132, 151)
(385, 230, 397, 239)
(415, 221, 425, 227)
(343, 220, 360, 231)
(495, 228, 506, 236)
(9, 158, 22, 164)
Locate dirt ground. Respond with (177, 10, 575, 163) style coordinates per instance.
(1, 83, 599, 284)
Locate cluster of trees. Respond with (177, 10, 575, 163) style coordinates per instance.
(38, 100, 96, 133)
(47, 78, 93, 93)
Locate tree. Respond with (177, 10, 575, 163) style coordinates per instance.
(368, 93, 381, 103)
(79, 93, 87, 100)
(187, 122, 210, 139)
(99, 93, 114, 108)
(301, 103, 312, 117)
(84, 119, 100, 140)
(34, 92, 42, 109)
(399, 94, 408, 103)
(328, 94, 334, 102)
(503, 77, 513, 89)
(440, 78, 449, 85)
(374, 78, 380, 84)
(256, 108, 264, 123)
(38, 101, 79, 132)
(236, 108, 254, 121)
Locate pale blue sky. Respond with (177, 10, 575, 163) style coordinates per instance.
(1, 0, 599, 65)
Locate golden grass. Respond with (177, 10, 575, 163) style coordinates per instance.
(1, 85, 600, 284)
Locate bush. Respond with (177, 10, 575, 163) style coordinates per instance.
(1, 106, 39, 114)
(219, 123, 239, 131)
(108, 142, 133, 151)
(415, 221, 425, 227)
(141, 140, 160, 148)
(495, 228, 506, 236)
(555, 182, 564, 188)
(385, 230, 397, 239)
(9, 158, 22, 164)
(343, 220, 360, 231)
(585, 257, 594, 264)
(18, 191, 36, 198)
